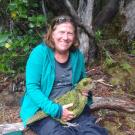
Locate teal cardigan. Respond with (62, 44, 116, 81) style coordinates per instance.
(20, 42, 87, 126)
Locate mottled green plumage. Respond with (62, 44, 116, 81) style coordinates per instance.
(27, 78, 95, 125)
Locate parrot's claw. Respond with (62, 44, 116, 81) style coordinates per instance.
(64, 122, 79, 127)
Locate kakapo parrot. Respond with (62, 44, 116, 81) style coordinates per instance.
(26, 77, 96, 126)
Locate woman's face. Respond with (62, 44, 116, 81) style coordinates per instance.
(52, 22, 75, 54)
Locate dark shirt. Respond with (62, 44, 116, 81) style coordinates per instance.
(49, 57, 73, 100)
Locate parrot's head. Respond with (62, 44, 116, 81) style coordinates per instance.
(75, 77, 95, 93)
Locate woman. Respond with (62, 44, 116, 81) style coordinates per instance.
(20, 15, 108, 135)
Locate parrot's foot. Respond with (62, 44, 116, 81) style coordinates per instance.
(64, 122, 79, 127)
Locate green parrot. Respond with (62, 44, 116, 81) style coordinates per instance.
(26, 77, 95, 126)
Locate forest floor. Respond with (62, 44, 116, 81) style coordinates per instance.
(0, 61, 135, 135)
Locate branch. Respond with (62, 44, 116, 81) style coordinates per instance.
(0, 123, 24, 134)
(93, 78, 113, 87)
(42, 0, 47, 22)
(63, 0, 94, 38)
(90, 96, 135, 113)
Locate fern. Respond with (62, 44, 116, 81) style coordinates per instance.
(120, 62, 132, 73)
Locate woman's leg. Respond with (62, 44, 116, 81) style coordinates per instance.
(29, 106, 108, 135)
(28, 117, 77, 135)
(71, 105, 109, 135)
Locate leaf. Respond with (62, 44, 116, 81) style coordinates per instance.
(32, 3, 38, 8)
(0, 33, 10, 44)
(29, 23, 35, 28)
(8, 3, 17, 11)
(120, 62, 132, 73)
(130, 50, 135, 55)
(22, 0, 28, 3)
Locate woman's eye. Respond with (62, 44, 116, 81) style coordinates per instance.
(59, 31, 65, 34)
(68, 33, 73, 35)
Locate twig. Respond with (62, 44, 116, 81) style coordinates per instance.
(42, 0, 47, 16)
(94, 79, 113, 87)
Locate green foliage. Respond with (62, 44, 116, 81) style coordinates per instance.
(102, 52, 135, 94)
(0, 0, 49, 74)
(103, 50, 115, 67)
(120, 62, 132, 73)
(103, 53, 133, 75)
(0, 34, 40, 73)
(95, 30, 103, 43)
(28, 15, 47, 28)
(129, 40, 135, 55)
(8, 0, 28, 19)
(0, 33, 10, 46)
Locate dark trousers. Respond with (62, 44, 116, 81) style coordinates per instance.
(29, 106, 108, 135)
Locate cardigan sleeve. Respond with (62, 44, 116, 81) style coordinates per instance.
(25, 45, 62, 118)
(80, 52, 86, 78)
(80, 52, 93, 105)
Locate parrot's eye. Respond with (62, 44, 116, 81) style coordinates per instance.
(83, 81, 88, 86)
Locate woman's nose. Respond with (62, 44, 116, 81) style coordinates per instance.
(63, 33, 68, 40)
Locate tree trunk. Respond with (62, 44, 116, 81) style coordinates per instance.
(120, 0, 135, 40)
(78, 0, 96, 63)
(94, 0, 120, 28)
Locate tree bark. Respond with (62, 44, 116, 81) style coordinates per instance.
(77, 0, 95, 63)
(94, 0, 120, 28)
(120, 0, 135, 40)
(0, 123, 24, 134)
(91, 96, 135, 113)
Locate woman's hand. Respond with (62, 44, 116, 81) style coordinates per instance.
(61, 103, 74, 122)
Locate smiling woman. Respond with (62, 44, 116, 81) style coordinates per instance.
(45, 15, 79, 51)
(53, 23, 74, 51)
(52, 22, 75, 63)
(45, 16, 78, 64)
(20, 15, 108, 135)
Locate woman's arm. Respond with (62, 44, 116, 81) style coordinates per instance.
(26, 45, 62, 118)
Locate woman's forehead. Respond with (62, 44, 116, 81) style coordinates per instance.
(53, 22, 75, 31)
